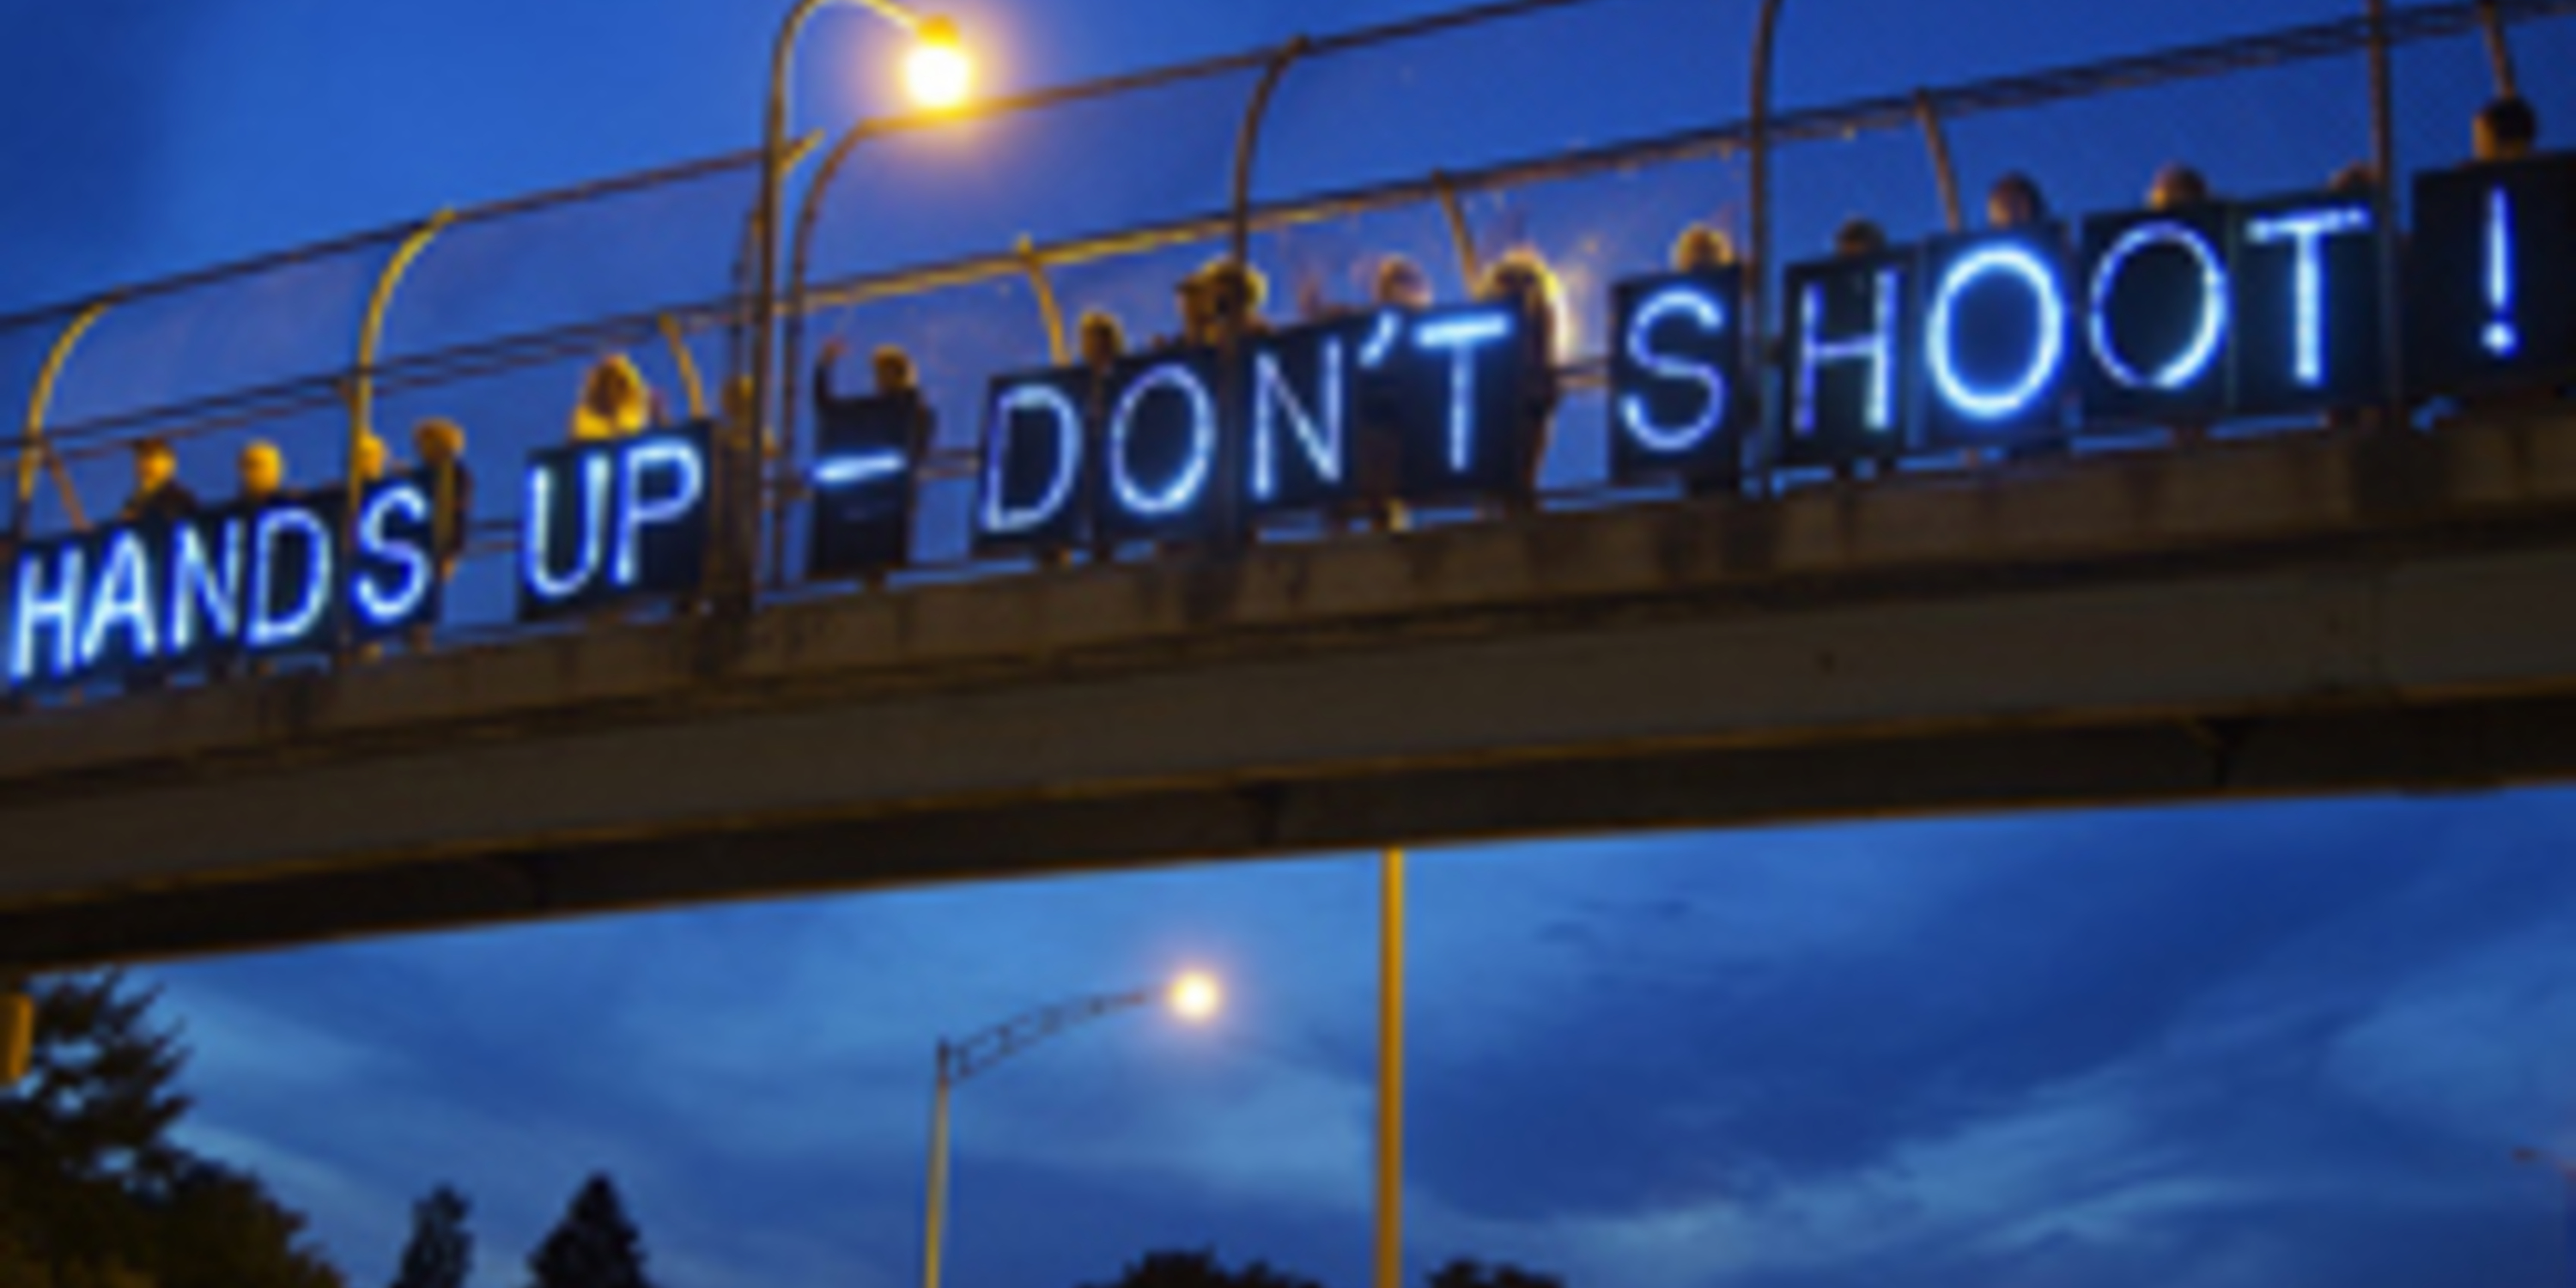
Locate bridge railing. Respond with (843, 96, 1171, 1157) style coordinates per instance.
(0, 0, 2566, 690)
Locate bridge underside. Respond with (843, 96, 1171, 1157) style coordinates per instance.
(6, 411, 2576, 969)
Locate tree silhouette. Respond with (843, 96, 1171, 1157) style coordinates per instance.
(0, 974, 342, 1288)
(526, 1174, 653, 1288)
(1428, 1259, 1564, 1288)
(390, 1186, 473, 1288)
(1081, 1249, 1324, 1288)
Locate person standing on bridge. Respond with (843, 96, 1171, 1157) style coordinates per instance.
(814, 337, 936, 591)
(1074, 308, 1128, 568)
(1986, 173, 2050, 231)
(570, 353, 660, 443)
(2475, 95, 2540, 163)
(1668, 222, 1738, 274)
(2146, 164, 2219, 450)
(118, 436, 197, 527)
(110, 437, 198, 694)
(407, 417, 474, 653)
(1824, 218, 1899, 485)
(1347, 254, 1435, 532)
(236, 439, 288, 509)
(1474, 248, 1564, 521)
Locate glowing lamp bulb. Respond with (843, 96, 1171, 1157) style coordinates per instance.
(903, 19, 974, 112)
(1168, 971, 1223, 1024)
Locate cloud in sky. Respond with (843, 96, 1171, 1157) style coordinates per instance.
(139, 790, 2576, 1288)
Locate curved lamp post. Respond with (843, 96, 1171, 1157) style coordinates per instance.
(744, 0, 973, 602)
(921, 971, 1224, 1288)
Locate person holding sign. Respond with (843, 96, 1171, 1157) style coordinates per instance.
(406, 417, 474, 652)
(2146, 164, 2220, 449)
(1474, 249, 1564, 519)
(1670, 224, 1737, 274)
(811, 337, 936, 589)
(2476, 95, 2540, 163)
(570, 353, 660, 443)
(1074, 310, 1128, 566)
(1348, 255, 1437, 532)
(111, 438, 197, 693)
(118, 437, 197, 526)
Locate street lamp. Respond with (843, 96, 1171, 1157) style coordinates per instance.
(921, 973, 1222, 1288)
(742, 0, 974, 602)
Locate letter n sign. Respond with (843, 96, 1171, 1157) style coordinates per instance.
(1610, 269, 1744, 487)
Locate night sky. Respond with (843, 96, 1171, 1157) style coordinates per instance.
(5, 2, 2576, 1286)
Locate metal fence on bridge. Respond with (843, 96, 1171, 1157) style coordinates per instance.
(0, 0, 2566, 691)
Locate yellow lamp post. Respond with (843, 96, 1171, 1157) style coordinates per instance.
(921, 972, 1223, 1288)
(743, 0, 974, 600)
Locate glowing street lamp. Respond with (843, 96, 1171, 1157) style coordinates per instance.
(902, 16, 976, 112)
(920, 972, 1223, 1288)
(740, 0, 975, 599)
(1168, 969, 1224, 1024)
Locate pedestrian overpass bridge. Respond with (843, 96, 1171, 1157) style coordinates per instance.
(5, 405, 2574, 971)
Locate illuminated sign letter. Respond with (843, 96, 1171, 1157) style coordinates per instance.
(78, 530, 159, 670)
(1619, 286, 1730, 453)
(246, 507, 334, 651)
(615, 438, 704, 590)
(1415, 313, 1515, 477)
(354, 483, 435, 628)
(979, 381, 1084, 538)
(2482, 187, 2518, 359)
(1251, 339, 1346, 504)
(2407, 160, 2576, 398)
(2087, 221, 2229, 392)
(1925, 241, 2068, 429)
(1797, 270, 1900, 440)
(1109, 361, 1218, 519)
(9, 544, 82, 686)
(170, 519, 246, 656)
(526, 453, 612, 604)
(2243, 204, 2372, 388)
(808, 392, 925, 581)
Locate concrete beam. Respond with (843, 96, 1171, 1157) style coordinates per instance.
(7, 410, 2576, 967)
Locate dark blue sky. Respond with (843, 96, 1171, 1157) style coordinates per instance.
(4, 2, 2576, 1286)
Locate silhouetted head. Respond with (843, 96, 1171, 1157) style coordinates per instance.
(581, 354, 647, 422)
(411, 418, 467, 465)
(2328, 161, 2380, 195)
(1477, 249, 1558, 307)
(1832, 217, 1888, 258)
(354, 432, 390, 483)
(2148, 163, 2213, 212)
(1077, 310, 1127, 369)
(1194, 259, 1269, 341)
(2476, 95, 2540, 162)
(237, 440, 285, 502)
(1986, 173, 2049, 230)
(131, 437, 177, 494)
(872, 345, 918, 397)
(1669, 223, 1737, 273)
(1372, 254, 1434, 309)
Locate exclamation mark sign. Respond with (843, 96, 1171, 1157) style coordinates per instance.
(2485, 186, 2520, 359)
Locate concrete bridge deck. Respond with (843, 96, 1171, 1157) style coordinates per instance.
(7, 409, 2576, 969)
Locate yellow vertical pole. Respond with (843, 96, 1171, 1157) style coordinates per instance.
(1378, 848, 1406, 1288)
(922, 1047, 954, 1288)
(2, 982, 32, 1086)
